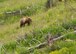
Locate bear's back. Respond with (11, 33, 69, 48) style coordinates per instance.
(20, 17, 27, 23)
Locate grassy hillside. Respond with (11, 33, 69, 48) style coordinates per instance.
(0, 0, 76, 54)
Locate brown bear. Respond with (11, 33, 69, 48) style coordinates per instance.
(20, 16, 32, 27)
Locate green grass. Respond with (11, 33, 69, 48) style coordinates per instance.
(0, 0, 47, 12)
(0, 0, 76, 54)
(0, 0, 7, 2)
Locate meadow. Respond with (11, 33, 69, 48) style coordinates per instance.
(0, 0, 76, 54)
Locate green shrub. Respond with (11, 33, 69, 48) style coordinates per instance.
(62, 19, 76, 30)
(50, 47, 69, 54)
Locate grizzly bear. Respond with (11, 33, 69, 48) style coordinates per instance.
(20, 16, 32, 27)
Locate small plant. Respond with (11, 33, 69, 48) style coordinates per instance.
(62, 19, 76, 30)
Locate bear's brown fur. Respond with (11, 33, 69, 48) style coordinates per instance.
(20, 16, 32, 27)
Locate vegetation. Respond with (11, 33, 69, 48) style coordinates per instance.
(0, 0, 76, 54)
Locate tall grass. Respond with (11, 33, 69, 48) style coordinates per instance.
(0, 0, 76, 54)
(0, 0, 47, 24)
